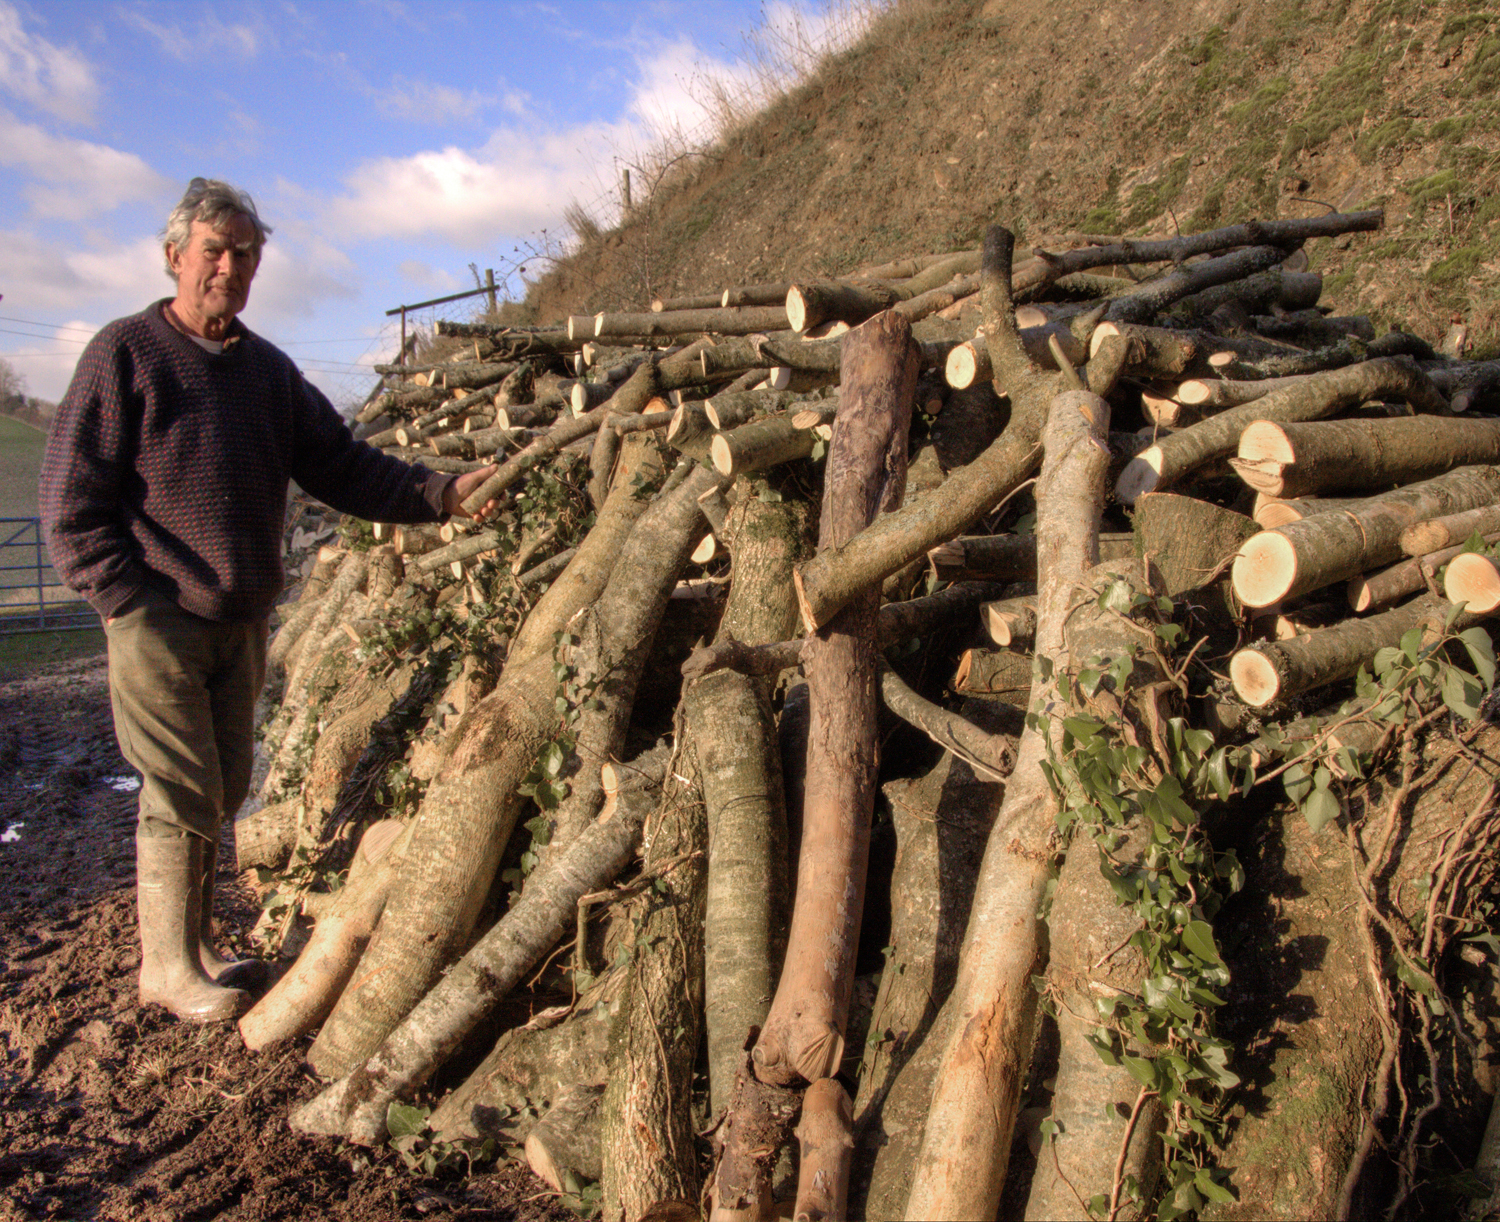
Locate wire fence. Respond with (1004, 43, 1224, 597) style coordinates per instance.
(0, 518, 93, 634)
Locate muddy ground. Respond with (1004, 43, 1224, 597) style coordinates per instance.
(0, 648, 571, 1222)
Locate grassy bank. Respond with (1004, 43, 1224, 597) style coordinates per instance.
(0, 415, 45, 520)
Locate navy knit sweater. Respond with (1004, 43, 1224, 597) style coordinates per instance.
(40, 301, 450, 623)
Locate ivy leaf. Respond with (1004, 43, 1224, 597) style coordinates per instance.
(1063, 717, 1105, 742)
(1373, 646, 1403, 677)
(386, 1101, 429, 1139)
(1181, 920, 1222, 964)
(1302, 787, 1341, 834)
(1458, 627, 1497, 688)
(1122, 1054, 1160, 1089)
(1442, 667, 1481, 720)
(1196, 1169, 1237, 1205)
(1400, 625, 1424, 666)
(1206, 749, 1232, 802)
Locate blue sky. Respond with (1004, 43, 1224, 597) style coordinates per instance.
(0, 0, 867, 405)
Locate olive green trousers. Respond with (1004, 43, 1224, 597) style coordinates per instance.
(104, 587, 267, 841)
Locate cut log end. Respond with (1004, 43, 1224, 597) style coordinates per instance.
(1445, 552, 1500, 614)
(1232, 531, 1300, 609)
(1238, 420, 1296, 464)
(1230, 648, 1282, 708)
(1115, 446, 1164, 504)
(786, 286, 811, 333)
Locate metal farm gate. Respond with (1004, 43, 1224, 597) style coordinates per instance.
(0, 518, 92, 633)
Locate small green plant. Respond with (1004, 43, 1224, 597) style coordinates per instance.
(386, 1102, 497, 1177)
(252, 845, 346, 956)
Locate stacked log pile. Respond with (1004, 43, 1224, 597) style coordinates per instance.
(237, 210, 1500, 1220)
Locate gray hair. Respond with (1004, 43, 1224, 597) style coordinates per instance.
(161, 178, 271, 277)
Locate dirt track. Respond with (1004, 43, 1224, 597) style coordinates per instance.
(0, 650, 569, 1222)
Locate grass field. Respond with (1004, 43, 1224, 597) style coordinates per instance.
(0, 415, 46, 519)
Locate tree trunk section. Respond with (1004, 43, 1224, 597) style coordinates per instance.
(1231, 465, 1500, 608)
(902, 386, 1112, 1220)
(753, 310, 917, 1088)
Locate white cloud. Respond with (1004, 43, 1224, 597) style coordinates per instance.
(119, 10, 261, 62)
(377, 75, 491, 125)
(327, 117, 631, 248)
(0, 1, 99, 124)
(0, 108, 173, 220)
(0, 319, 97, 404)
(397, 260, 461, 292)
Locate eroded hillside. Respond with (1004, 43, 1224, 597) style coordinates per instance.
(532, 0, 1499, 354)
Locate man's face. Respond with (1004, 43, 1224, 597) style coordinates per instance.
(167, 215, 260, 325)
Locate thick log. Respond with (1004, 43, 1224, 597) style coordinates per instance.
(1207, 336, 1367, 381)
(1228, 592, 1490, 707)
(1426, 357, 1500, 413)
(701, 333, 844, 382)
(931, 531, 1134, 582)
(233, 799, 298, 873)
(289, 752, 667, 1143)
(1252, 494, 1369, 529)
(880, 667, 1013, 778)
(599, 769, 708, 1222)
(1401, 505, 1500, 557)
(753, 310, 917, 1090)
(787, 280, 903, 333)
(793, 228, 1070, 630)
(1234, 416, 1500, 499)
(854, 711, 1007, 1217)
(1231, 465, 1500, 608)
(1104, 246, 1292, 325)
(525, 1084, 605, 1192)
(429, 995, 616, 1145)
(903, 387, 1112, 1220)
(1024, 824, 1162, 1221)
(710, 410, 832, 478)
(795, 1079, 855, 1222)
(685, 499, 813, 1118)
(238, 820, 406, 1051)
(983, 597, 1037, 648)
(1347, 537, 1500, 612)
(301, 646, 558, 1081)
(594, 303, 791, 338)
(1170, 265, 1323, 321)
(537, 462, 728, 866)
(1117, 358, 1449, 504)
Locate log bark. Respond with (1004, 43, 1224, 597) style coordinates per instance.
(751, 309, 916, 1089)
(794, 1079, 855, 1222)
(710, 410, 831, 478)
(527, 1084, 605, 1191)
(594, 303, 791, 338)
(793, 228, 1069, 630)
(1400, 505, 1500, 557)
(685, 499, 813, 1119)
(854, 712, 1007, 1217)
(232, 799, 298, 873)
(1231, 465, 1500, 608)
(1104, 247, 1292, 325)
(1228, 592, 1489, 707)
(1117, 358, 1449, 504)
(931, 531, 1134, 582)
(599, 769, 708, 1222)
(902, 385, 1112, 1220)
(1348, 537, 1500, 613)
(537, 462, 727, 863)
(289, 750, 667, 1142)
(1234, 416, 1500, 499)
(238, 820, 407, 1052)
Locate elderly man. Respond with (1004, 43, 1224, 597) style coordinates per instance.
(40, 178, 498, 1022)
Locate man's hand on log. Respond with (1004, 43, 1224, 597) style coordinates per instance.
(444, 464, 502, 521)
